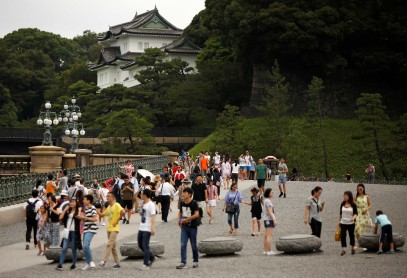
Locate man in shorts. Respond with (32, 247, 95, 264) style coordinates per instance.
(278, 158, 288, 198)
(120, 175, 134, 224)
(244, 151, 253, 180)
(254, 159, 267, 195)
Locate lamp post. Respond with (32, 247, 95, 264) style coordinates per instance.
(58, 96, 85, 153)
(37, 101, 59, 146)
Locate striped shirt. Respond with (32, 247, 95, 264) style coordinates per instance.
(83, 205, 98, 233)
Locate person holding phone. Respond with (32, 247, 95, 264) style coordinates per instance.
(304, 186, 325, 252)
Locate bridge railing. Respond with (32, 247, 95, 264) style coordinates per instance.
(0, 155, 169, 208)
(0, 155, 31, 174)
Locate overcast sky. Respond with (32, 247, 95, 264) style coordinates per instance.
(0, 0, 206, 39)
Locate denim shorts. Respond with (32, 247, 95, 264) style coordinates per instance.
(264, 220, 275, 228)
(278, 175, 287, 184)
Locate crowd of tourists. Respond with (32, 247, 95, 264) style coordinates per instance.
(23, 150, 395, 271)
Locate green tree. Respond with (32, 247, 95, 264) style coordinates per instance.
(257, 60, 289, 153)
(307, 76, 329, 179)
(213, 105, 242, 156)
(0, 84, 18, 127)
(355, 93, 396, 180)
(99, 109, 157, 154)
(196, 37, 234, 67)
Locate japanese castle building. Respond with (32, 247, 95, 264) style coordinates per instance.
(87, 7, 201, 89)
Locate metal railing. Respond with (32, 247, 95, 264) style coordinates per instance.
(0, 155, 169, 207)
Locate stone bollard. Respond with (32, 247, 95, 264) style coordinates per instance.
(120, 241, 165, 258)
(359, 233, 405, 251)
(198, 237, 243, 255)
(276, 234, 322, 254)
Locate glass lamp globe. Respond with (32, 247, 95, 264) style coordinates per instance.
(63, 117, 68, 122)
(80, 129, 85, 136)
(63, 103, 68, 110)
(69, 117, 73, 122)
(37, 119, 43, 125)
(57, 116, 62, 122)
(65, 129, 70, 135)
(45, 101, 51, 109)
(73, 115, 78, 121)
(73, 129, 78, 135)
(71, 97, 76, 104)
(77, 112, 82, 118)
(53, 119, 59, 125)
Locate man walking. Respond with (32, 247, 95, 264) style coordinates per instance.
(157, 176, 175, 222)
(191, 175, 208, 218)
(137, 189, 156, 270)
(99, 192, 125, 269)
(23, 189, 43, 250)
(254, 159, 267, 195)
(120, 175, 134, 224)
(278, 157, 288, 198)
(177, 187, 200, 269)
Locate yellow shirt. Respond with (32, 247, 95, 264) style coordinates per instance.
(103, 202, 123, 232)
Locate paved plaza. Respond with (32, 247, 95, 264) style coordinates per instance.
(0, 180, 406, 278)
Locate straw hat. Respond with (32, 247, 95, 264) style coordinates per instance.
(60, 190, 68, 196)
(182, 178, 192, 184)
(153, 175, 161, 182)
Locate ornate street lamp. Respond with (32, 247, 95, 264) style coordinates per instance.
(37, 101, 59, 146)
(58, 96, 85, 153)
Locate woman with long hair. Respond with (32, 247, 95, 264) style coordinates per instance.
(56, 198, 83, 270)
(45, 195, 60, 247)
(221, 158, 231, 190)
(206, 179, 218, 224)
(339, 191, 358, 256)
(222, 183, 244, 236)
(354, 183, 372, 244)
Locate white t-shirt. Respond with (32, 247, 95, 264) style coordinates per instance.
(131, 177, 139, 193)
(67, 212, 76, 231)
(263, 198, 275, 221)
(139, 201, 156, 232)
(101, 188, 109, 202)
(232, 163, 239, 174)
(158, 182, 175, 197)
(278, 163, 288, 177)
(214, 155, 221, 165)
(244, 155, 252, 166)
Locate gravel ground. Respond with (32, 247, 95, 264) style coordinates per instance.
(2, 181, 406, 278)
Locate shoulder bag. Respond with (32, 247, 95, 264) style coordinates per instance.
(225, 192, 238, 213)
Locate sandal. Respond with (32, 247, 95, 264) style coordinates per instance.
(37, 250, 43, 256)
(232, 229, 237, 236)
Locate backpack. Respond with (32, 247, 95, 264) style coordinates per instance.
(26, 200, 39, 220)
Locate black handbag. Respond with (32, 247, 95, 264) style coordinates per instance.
(225, 193, 238, 213)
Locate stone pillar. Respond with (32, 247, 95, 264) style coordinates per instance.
(161, 151, 179, 164)
(62, 154, 76, 170)
(74, 149, 92, 168)
(29, 146, 66, 173)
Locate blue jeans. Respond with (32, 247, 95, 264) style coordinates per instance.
(180, 226, 198, 264)
(60, 231, 77, 266)
(227, 206, 240, 229)
(138, 231, 154, 266)
(83, 232, 95, 264)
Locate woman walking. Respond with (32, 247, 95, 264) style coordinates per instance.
(221, 159, 231, 190)
(231, 160, 239, 185)
(304, 186, 325, 252)
(263, 188, 277, 255)
(206, 180, 218, 224)
(45, 195, 60, 247)
(355, 183, 372, 244)
(222, 183, 244, 236)
(36, 205, 48, 255)
(56, 198, 83, 270)
(339, 191, 358, 256)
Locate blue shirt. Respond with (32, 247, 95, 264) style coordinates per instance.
(374, 214, 392, 227)
(224, 191, 244, 205)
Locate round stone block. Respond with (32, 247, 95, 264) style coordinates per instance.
(276, 234, 322, 254)
(198, 237, 243, 255)
(44, 246, 84, 262)
(120, 241, 165, 258)
(359, 233, 405, 251)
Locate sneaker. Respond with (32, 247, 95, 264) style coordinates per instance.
(102, 222, 106, 226)
(70, 264, 76, 270)
(193, 262, 199, 268)
(176, 263, 187, 269)
(140, 264, 150, 270)
(283, 193, 286, 198)
(126, 220, 129, 224)
(56, 265, 63, 271)
(89, 261, 96, 268)
(113, 264, 121, 269)
(122, 218, 126, 224)
(266, 251, 277, 256)
(387, 250, 395, 254)
(279, 192, 283, 198)
(81, 264, 90, 271)
(26, 243, 29, 250)
(377, 250, 383, 255)
(99, 261, 106, 267)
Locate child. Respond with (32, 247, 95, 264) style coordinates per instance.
(244, 187, 263, 236)
(373, 210, 395, 254)
(36, 205, 48, 255)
